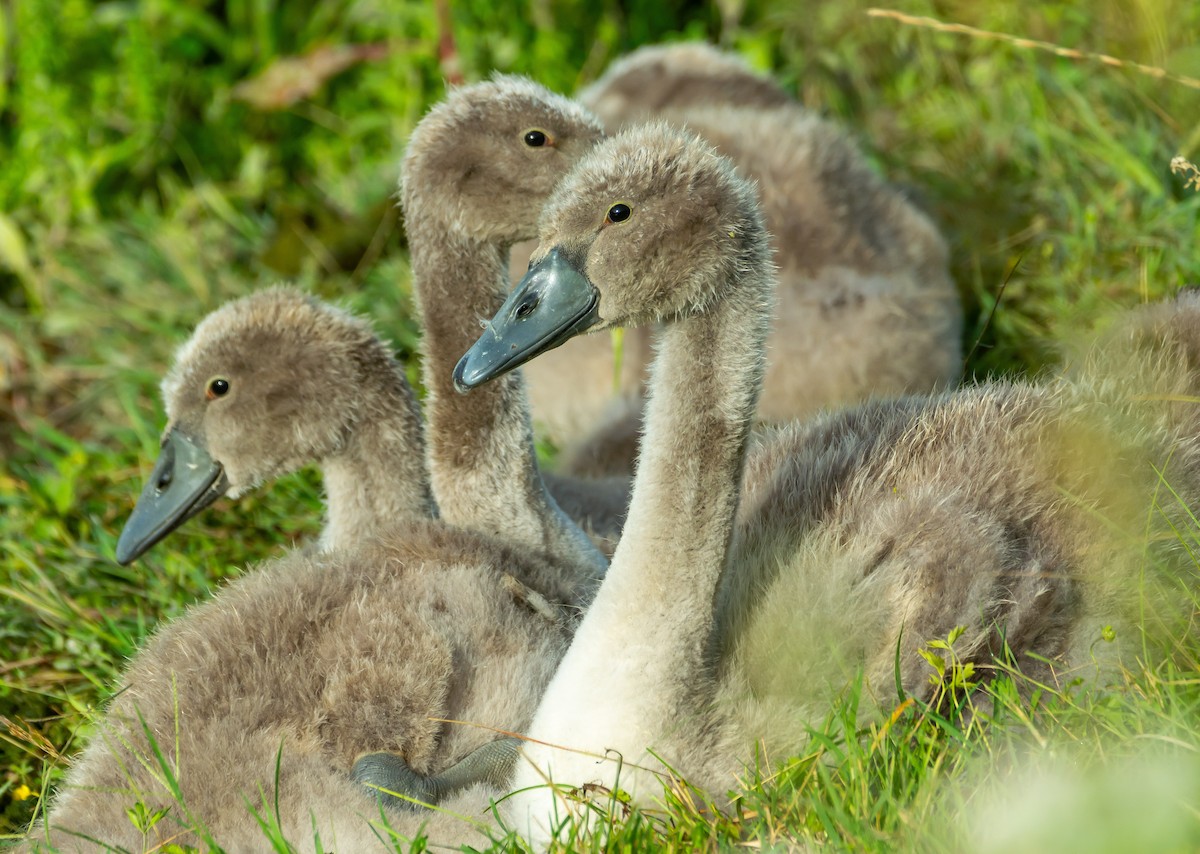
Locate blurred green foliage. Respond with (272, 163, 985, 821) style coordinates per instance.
(1, 0, 1199, 845)
(0, 0, 718, 247)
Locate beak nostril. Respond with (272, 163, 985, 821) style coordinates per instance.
(515, 298, 538, 319)
(156, 469, 173, 491)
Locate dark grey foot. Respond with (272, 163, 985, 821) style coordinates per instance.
(351, 752, 439, 810)
(352, 737, 522, 811)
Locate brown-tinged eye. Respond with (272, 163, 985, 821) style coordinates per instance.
(605, 203, 631, 225)
(523, 129, 549, 147)
(206, 377, 230, 400)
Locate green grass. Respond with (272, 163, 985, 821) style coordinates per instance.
(2, 0, 1200, 848)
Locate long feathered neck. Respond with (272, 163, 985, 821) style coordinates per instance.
(405, 216, 607, 586)
(511, 259, 772, 826)
(320, 367, 436, 550)
(576, 276, 770, 704)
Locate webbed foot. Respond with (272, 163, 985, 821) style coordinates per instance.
(352, 737, 522, 811)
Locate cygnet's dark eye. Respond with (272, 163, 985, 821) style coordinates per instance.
(605, 203, 632, 225)
(523, 129, 548, 147)
(515, 294, 539, 318)
(206, 377, 230, 400)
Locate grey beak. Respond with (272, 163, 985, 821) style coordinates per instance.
(115, 428, 229, 565)
(454, 247, 601, 391)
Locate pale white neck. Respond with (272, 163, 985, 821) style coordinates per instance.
(408, 223, 607, 586)
(511, 265, 772, 829)
(571, 282, 769, 713)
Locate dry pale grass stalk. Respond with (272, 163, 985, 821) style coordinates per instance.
(866, 8, 1200, 91)
(1171, 156, 1200, 192)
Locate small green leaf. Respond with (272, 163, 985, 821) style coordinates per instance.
(917, 648, 945, 675)
(0, 214, 32, 280)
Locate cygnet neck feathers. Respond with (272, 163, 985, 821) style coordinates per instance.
(402, 76, 608, 582)
(473, 124, 774, 833)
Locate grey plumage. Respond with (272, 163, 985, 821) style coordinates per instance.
(463, 124, 1199, 843)
(496, 122, 778, 841)
(724, 291, 1200, 701)
(115, 282, 625, 560)
(26, 76, 634, 851)
(401, 75, 621, 575)
(27, 526, 576, 851)
(151, 285, 435, 552)
(516, 43, 962, 478)
(25, 286, 590, 847)
(576, 41, 795, 121)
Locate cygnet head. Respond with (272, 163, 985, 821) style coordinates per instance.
(402, 75, 604, 245)
(454, 123, 769, 389)
(116, 287, 406, 564)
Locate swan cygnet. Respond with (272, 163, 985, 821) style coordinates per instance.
(114, 285, 435, 565)
(515, 42, 961, 479)
(31, 79, 632, 850)
(39, 269, 620, 845)
(456, 122, 775, 840)
(114, 285, 625, 563)
(25, 525, 579, 852)
(454, 126, 1198, 843)
(400, 75, 624, 572)
(34, 295, 603, 850)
